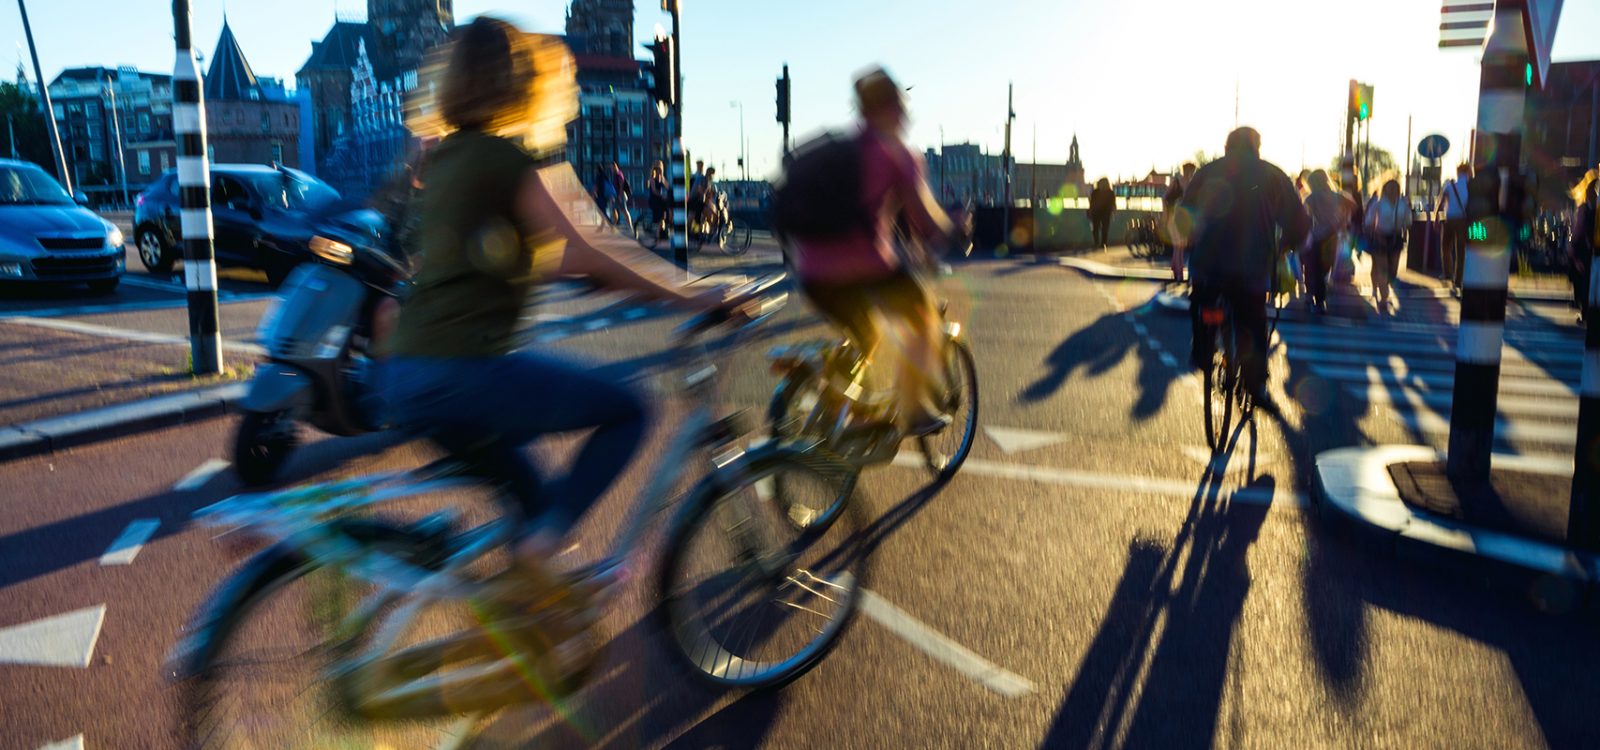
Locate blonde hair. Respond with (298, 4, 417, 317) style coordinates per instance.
(405, 17, 578, 155)
(1572, 169, 1598, 205)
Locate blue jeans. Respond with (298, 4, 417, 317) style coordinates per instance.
(379, 352, 650, 535)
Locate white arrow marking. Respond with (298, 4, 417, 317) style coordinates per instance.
(36, 735, 84, 750)
(983, 426, 1072, 455)
(100, 519, 161, 566)
(173, 459, 230, 491)
(0, 605, 106, 668)
(859, 589, 1033, 697)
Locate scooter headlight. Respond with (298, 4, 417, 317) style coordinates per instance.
(310, 235, 354, 265)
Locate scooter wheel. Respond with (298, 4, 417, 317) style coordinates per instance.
(234, 410, 298, 486)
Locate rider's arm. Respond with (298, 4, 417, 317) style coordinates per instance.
(517, 168, 718, 310)
(893, 147, 957, 253)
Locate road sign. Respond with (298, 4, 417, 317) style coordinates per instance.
(1418, 134, 1450, 159)
(1439, 1, 1493, 48)
(1524, 0, 1564, 87)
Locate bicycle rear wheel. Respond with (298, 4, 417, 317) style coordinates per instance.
(724, 219, 752, 256)
(658, 446, 866, 690)
(1203, 326, 1233, 452)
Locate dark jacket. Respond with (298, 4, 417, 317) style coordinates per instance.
(1088, 186, 1115, 219)
(1179, 152, 1309, 294)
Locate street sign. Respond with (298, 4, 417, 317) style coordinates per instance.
(1418, 134, 1450, 159)
(1524, 0, 1564, 87)
(1439, 0, 1493, 48)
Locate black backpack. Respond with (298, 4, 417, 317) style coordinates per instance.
(771, 131, 869, 241)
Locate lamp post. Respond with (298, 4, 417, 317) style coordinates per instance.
(16, 0, 70, 192)
(729, 100, 745, 181)
(102, 73, 130, 208)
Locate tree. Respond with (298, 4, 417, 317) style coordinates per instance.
(1192, 149, 1220, 168)
(1330, 144, 1398, 196)
(0, 81, 53, 167)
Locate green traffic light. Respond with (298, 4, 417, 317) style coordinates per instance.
(1359, 104, 1369, 120)
(1525, 63, 1533, 86)
(1468, 221, 1488, 242)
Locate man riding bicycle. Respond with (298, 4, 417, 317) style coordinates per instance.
(782, 67, 963, 436)
(1172, 127, 1308, 414)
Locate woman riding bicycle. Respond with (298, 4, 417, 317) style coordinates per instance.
(378, 18, 733, 676)
(787, 67, 962, 437)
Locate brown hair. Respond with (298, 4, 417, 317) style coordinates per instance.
(439, 17, 536, 131)
(406, 17, 577, 153)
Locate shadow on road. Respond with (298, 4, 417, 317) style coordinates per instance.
(1040, 421, 1270, 748)
(1020, 310, 1179, 422)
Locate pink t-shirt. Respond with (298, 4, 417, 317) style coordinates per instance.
(792, 129, 937, 284)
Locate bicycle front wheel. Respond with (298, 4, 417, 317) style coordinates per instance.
(919, 337, 979, 481)
(658, 446, 866, 690)
(1124, 228, 1145, 258)
(723, 219, 752, 256)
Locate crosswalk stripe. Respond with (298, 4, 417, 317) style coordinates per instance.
(1286, 346, 1578, 380)
(1274, 323, 1583, 360)
(1347, 383, 1577, 420)
(1393, 408, 1577, 449)
(1307, 364, 1577, 398)
(1275, 319, 1582, 348)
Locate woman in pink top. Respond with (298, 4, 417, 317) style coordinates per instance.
(791, 67, 958, 435)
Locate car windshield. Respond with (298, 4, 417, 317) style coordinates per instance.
(0, 165, 74, 206)
(246, 171, 341, 213)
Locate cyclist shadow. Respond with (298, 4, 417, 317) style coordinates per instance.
(1039, 421, 1273, 748)
(1020, 311, 1179, 422)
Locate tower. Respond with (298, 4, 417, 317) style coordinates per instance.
(1068, 134, 1081, 169)
(368, 0, 453, 72)
(565, 0, 634, 58)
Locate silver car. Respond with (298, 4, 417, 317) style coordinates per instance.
(0, 158, 125, 294)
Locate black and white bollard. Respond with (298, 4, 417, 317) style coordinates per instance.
(1445, 5, 1528, 488)
(671, 138, 688, 270)
(172, 0, 222, 375)
(1571, 235, 1600, 550)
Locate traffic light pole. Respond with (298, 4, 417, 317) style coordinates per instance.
(668, 1, 688, 271)
(17, 0, 71, 194)
(1446, 5, 1528, 488)
(172, 0, 223, 375)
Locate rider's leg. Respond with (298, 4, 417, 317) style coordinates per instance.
(1230, 286, 1270, 397)
(1188, 282, 1219, 370)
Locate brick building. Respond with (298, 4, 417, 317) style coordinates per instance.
(46, 67, 175, 204)
(203, 21, 299, 169)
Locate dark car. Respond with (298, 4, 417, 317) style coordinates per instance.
(133, 164, 386, 287)
(0, 158, 126, 293)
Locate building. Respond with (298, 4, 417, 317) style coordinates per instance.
(297, 0, 451, 197)
(925, 143, 1010, 206)
(203, 21, 300, 169)
(1523, 59, 1600, 210)
(46, 67, 175, 203)
(564, 0, 670, 197)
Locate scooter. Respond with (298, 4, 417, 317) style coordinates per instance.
(233, 205, 409, 485)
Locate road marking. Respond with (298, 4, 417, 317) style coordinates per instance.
(1180, 446, 1277, 474)
(99, 519, 161, 566)
(36, 736, 84, 750)
(1308, 363, 1576, 398)
(889, 453, 1304, 506)
(859, 589, 1034, 698)
(4, 316, 266, 355)
(624, 307, 649, 319)
(584, 319, 610, 331)
(0, 605, 106, 668)
(1159, 351, 1180, 368)
(983, 426, 1072, 455)
(174, 458, 230, 491)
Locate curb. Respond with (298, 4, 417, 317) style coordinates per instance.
(1313, 445, 1598, 600)
(1057, 257, 1175, 282)
(0, 383, 248, 463)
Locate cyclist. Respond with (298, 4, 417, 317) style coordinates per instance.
(647, 160, 668, 238)
(380, 17, 738, 679)
(608, 160, 632, 230)
(784, 67, 963, 436)
(1173, 127, 1308, 414)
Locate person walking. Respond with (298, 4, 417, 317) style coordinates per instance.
(647, 160, 668, 240)
(608, 161, 632, 230)
(1364, 178, 1412, 314)
(1568, 168, 1597, 325)
(1089, 177, 1114, 250)
(1302, 169, 1356, 314)
(1164, 162, 1197, 281)
(1438, 163, 1471, 291)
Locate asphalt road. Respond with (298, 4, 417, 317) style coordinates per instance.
(1, 252, 1596, 749)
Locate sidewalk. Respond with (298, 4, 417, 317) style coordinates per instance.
(0, 321, 256, 461)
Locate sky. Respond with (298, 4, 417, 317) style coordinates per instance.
(4, 0, 1598, 183)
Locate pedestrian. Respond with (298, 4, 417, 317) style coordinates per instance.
(1164, 162, 1197, 280)
(1089, 177, 1114, 250)
(1568, 168, 1597, 325)
(1301, 169, 1356, 314)
(593, 164, 615, 217)
(609, 161, 632, 230)
(1438, 163, 1471, 290)
(1332, 160, 1363, 285)
(647, 160, 668, 239)
(1364, 177, 1411, 314)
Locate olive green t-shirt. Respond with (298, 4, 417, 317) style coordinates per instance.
(387, 131, 552, 358)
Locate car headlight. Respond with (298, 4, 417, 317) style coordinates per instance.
(106, 227, 124, 248)
(0, 261, 23, 278)
(309, 235, 354, 265)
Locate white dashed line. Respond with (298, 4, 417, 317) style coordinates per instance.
(1159, 352, 1180, 368)
(4, 316, 266, 355)
(859, 589, 1035, 698)
(173, 459, 230, 491)
(99, 519, 160, 566)
(584, 319, 610, 331)
(35, 735, 84, 750)
(889, 453, 1304, 506)
(0, 605, 106, 668)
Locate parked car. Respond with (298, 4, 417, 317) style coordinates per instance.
(133, 164, 384, 287)
(0, 158, 126, 294)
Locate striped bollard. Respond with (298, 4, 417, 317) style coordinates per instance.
(172, 0, 222, 375)
(671, 137, 688, 270)
(1571, 241, 1600, 550)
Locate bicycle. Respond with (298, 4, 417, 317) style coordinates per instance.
(766, 259, 978, 485)
(1124, 216, 1160, 259)
(169, 275, 870, 749)
(691, 196, 754, 256)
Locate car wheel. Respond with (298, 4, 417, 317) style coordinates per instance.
(86, 278, 120, 295)
(136, 228, 174, 273)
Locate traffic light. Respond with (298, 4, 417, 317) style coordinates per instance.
(648, 34, 676, 114)
(775, 69, 791, 124)
(1348, 80, 1374, 122)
